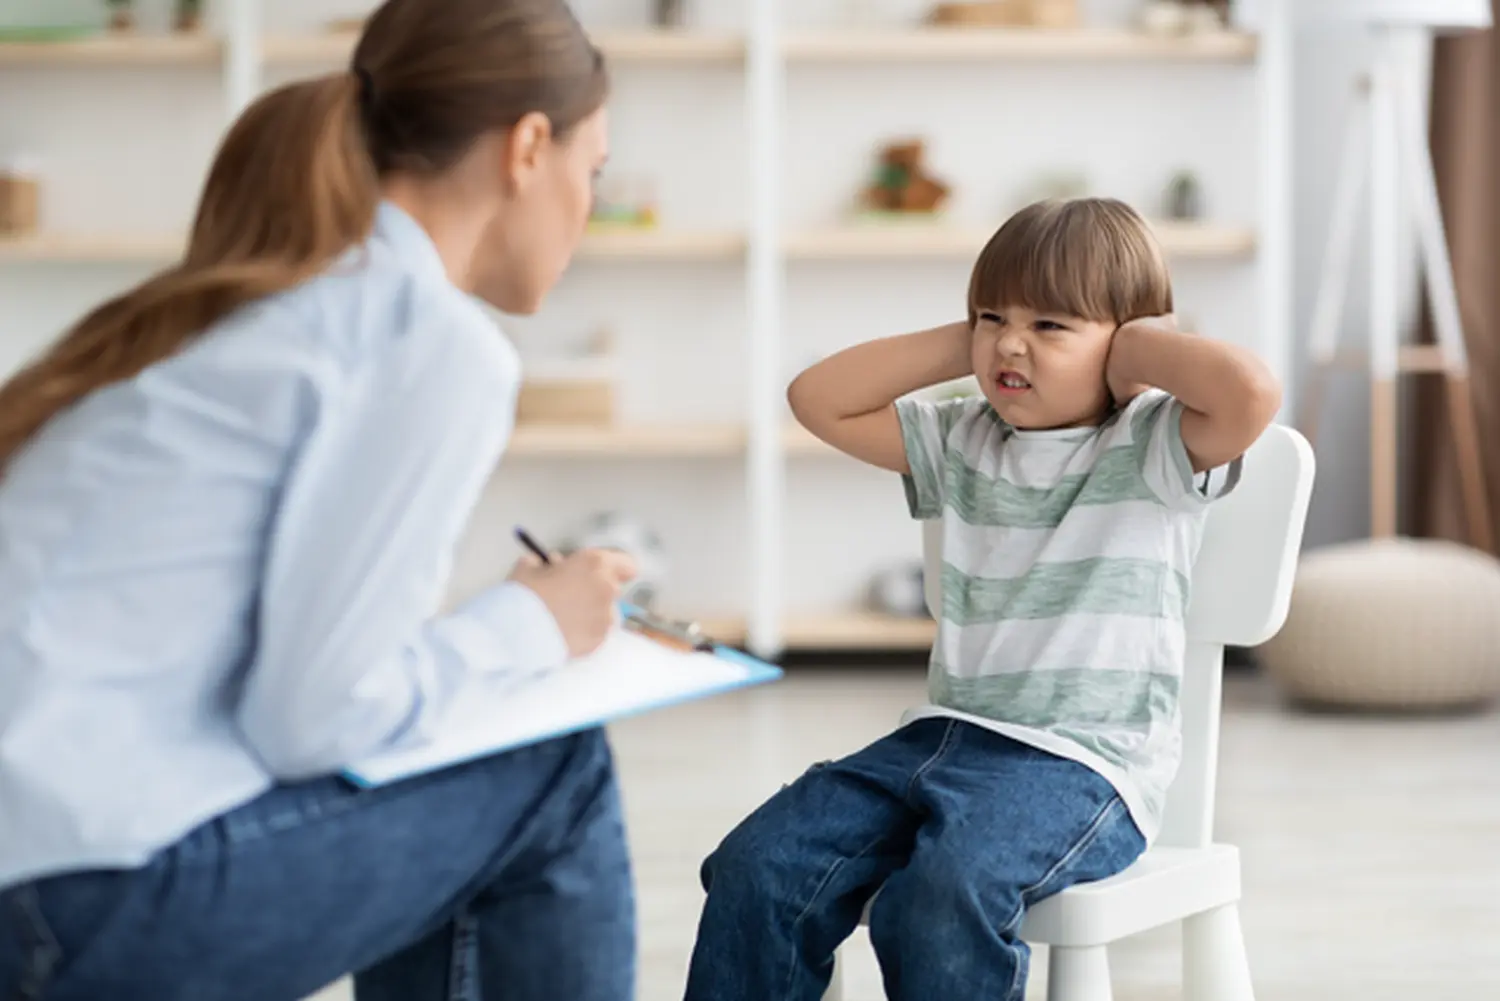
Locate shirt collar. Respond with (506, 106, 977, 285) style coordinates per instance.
(372, 199, 452, 287)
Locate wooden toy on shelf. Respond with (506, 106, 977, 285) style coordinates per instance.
(0, 158, 40, 237)
(175, 0, 204, 33)
(105, 0, 135, 32)
(859, 140, 951, 218)
(925, 0, 1080, 28)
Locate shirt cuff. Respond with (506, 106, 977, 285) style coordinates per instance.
(457, 581, 570, 675)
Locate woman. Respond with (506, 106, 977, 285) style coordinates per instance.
(0, 1, 639, 998)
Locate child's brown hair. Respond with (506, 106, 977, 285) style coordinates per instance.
(967, 197, 1173, 329)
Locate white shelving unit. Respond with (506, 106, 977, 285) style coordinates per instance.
(0, 0, 1293, 659)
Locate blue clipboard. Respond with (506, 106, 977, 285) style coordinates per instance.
(341, 610, 782, 789)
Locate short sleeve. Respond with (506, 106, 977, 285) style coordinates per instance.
(1127, 389, 1243, 511)
(894, 394, 986, 519)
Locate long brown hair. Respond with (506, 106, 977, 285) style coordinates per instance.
(968, 197, 1174, 329)
(0, 0, 607, 472)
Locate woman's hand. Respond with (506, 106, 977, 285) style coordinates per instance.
(509, 549, 638, 657)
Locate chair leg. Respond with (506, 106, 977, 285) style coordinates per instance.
(1047, 945, 1113, 1001)
(823, 946, 845, 1001)
(1183, 904, 1255, 1001)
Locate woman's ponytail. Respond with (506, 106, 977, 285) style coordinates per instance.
(0, 0, 608, 475)
(0, 73, 379, 472)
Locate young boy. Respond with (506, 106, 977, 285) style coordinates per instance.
(682, 197, 1281, 1001)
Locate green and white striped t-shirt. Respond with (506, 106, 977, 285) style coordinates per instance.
(895, 388, 1241, 843)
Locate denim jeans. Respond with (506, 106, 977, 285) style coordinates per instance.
(0, 728, 634, 1001)
(684, 718, 1146, 1001)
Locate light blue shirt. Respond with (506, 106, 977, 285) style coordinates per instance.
(0, 202, 568, 889)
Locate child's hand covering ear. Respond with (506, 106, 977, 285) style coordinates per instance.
(1106, 314, 1177, 408)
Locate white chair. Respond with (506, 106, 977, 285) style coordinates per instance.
(826, 424, 1317, 1001)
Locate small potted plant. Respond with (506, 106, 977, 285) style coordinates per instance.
(1163, 169, 1204, 221)
(176, 0, 204, 33)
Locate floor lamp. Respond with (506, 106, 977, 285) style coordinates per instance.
(1292, 0, 1494, 549)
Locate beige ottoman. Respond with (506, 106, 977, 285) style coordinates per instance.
(1258, 538, 1500, 711)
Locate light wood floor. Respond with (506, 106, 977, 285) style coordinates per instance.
(315, 666, 1500, 1000)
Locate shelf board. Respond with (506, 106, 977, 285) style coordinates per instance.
(261, 29, 743, 66)
(0, 28, 1251, 68)
(0, 232, 181, 262)
(785, 220, 1256, 260)
(0, 230, 743, 264)
(784, 424, 839, 457)
(595, 29, 745, 63)
(667, 613, 936, 652)
(505, 423, 745, 457)
(783, 27, 1257, 62)
(782, 613, 936, 651)
(0, 34, 222, 66)
(577, 228, 745, 261)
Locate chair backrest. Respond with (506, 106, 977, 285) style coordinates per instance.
(922, 423, 1316, 848)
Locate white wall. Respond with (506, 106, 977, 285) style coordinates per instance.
(0, 0, 1394, 621)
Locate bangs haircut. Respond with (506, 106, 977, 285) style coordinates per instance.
(968, 197, 1174, 328)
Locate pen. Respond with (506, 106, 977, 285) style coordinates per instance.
(514, 527, 553, 565)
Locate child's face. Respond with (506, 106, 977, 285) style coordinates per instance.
(971, 304, 1116, 430)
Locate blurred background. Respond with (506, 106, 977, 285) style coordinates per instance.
(2, 0, 1498, 998)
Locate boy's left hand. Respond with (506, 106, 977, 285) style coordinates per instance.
(1106, 314, 1175, 407)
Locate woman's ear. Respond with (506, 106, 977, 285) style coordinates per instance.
(500, 111, 554, 193)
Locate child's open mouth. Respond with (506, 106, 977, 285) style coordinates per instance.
(994, 370, 1032, 395)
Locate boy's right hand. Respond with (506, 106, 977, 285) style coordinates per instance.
(509, 549, 638, 657)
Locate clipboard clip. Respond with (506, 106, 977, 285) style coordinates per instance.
(512, 528, 716, 654)
(619, 603, 715, 653)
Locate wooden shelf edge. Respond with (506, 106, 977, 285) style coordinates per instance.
(783, 613, 937, 651)
(595, 30, 745, 62)
(0, 35, 222, 66)
(0, 233, 182, 262)
(785, 222, 1256, 260)
(683, 613, 937, 652)
(783, 27, 1258, 62)
(0, 26, 1253, 69)
(0, 225, 1246, 264)
(0, 231, 744, 264)
(577, 229, 746, 260)
(262, 30, 744, 66)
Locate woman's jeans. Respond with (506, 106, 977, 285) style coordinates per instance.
(0, 728, 635, 1001)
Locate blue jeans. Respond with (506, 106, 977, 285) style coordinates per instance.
(0, 728, 634, 1001)
(684, 718, 1146, 1001)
